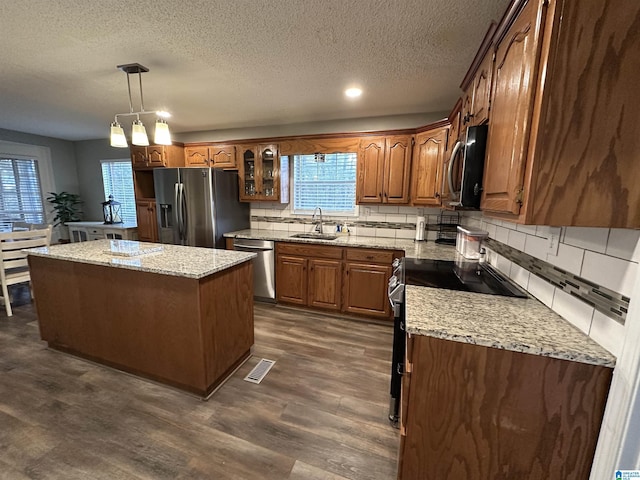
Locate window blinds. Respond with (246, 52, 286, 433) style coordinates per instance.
(293, 153, 357, 214)
(101, 161, 137, 223)
(0, 158, 45, 231)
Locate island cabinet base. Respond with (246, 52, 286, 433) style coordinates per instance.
(28, 256, 254, 398)
(399, 335, 613, 480)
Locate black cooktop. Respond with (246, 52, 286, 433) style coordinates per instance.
(404, 258, 527, 298)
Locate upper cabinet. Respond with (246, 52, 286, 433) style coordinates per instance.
(410, 124, 449, 206)
(131, 144, 184, 169)
(441, 100, 462, 204)
(481, 0, 545, 216)
(357, 135, 412, 204)
(481, 0, 640, 227)
(237, 144, 289, 203)
(184, 145, 237, 169)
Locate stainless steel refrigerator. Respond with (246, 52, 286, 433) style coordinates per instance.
(153, 168, 249, 248)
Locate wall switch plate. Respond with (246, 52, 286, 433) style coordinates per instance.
(548, 227, 562, 256)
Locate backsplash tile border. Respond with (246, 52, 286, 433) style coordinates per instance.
(485, 237, 628, 325)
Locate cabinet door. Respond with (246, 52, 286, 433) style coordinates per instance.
(411, 127, 447, 206)
(136, 201, 158, 242)
(472, 50, 494, 125)
(308, 259, 342, 311)
(357, 138, 385, 203)
(461, 90, 473, 130)
(342, 262, 392, 318)
(210, 145, 236, 169)
(238, 146, 258, 201)
(131, 146, 148, 168)
(185, 146, 209, 166)
(146, 146, 166, 167)
(259, 144, 278, 201)
(276, 255, 307, 305)
(384, 135, 412, 204)
(481, 0, 546, 215)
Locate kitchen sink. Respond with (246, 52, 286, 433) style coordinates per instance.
(290, 233, 338, 240)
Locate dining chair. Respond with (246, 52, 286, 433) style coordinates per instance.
(11, 222, 31, 231)
(0, 226, 52, 317)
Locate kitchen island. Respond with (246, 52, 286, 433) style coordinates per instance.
(26, 240, 256, 398)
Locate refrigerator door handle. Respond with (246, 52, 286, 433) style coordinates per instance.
(174, 182, 182, 241)
(180, 182, 188, 245)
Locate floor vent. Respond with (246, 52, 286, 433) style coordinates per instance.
(244, 359, 276, 384)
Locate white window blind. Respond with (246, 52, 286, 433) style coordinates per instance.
(0, 157, 45, 231)
(101, 160, 136, 223)
(292, 153, 357, 215)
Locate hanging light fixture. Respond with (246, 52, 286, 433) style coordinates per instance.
(109, 63, 172, 148)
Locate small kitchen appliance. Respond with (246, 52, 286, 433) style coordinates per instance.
(456, 226, 489, 259)
(414, 216, 425, 241)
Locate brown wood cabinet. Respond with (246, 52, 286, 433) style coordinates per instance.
(357, 135, 412, 204)
(410, 125, 448, 206)
(237, 144, 289, 203)
(275, 243, 402, 317)
(398, 334, 612, 479)
(481, 0, 545, 216)
(441, 100, 462, 204)
(184, 145, 237, 168)
(342, 247, 400, 319)
(470, 49, 493, 126)
(135, 200, 158, 242)
(131, 144, 184, 169)
(480, 0, 640, 227)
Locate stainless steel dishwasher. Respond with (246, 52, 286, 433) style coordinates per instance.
(233, 239, 275, 301)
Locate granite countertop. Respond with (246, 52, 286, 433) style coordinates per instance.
(225, 229, 456, 260)
(26, 240, 256, 279)
(405, 285, 616, 368)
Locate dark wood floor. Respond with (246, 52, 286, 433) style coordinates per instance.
(0, 291, 398, 479)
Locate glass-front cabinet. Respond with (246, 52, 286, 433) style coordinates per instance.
(238, 144, 288, 202)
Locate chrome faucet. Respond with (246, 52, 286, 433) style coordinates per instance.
(312, 207, 323, 234)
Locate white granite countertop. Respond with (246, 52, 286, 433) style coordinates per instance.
(405, 285, 616, 367)
(26, 240, 256, 279)
(225, 229, 456, 260)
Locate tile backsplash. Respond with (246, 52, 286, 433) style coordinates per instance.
(249, 203, 444, 240)
(462, 211, 639, 357)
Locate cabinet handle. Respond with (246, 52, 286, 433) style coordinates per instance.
(366, 255, 374, 260)
(435, 192, 440, 198)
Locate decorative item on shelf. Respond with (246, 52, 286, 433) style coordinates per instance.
(109, 63, 172, 148)
(102, 195, 123, 224)
(46, 191, 83, 242)
(434, 211, 460, 245)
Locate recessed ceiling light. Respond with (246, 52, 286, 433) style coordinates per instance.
(156, 110, 171, 118)
(345, 87, 362, 98)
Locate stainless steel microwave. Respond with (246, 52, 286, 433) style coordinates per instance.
(446, 124, 488, 208)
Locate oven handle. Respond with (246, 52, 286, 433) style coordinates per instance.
(448, 140, 464, 201)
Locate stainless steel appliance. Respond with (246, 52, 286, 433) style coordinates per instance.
(446, 124, 488, 208)
(153, 168, 249, 248)
(233, 239, 275, 301)
(387, 256, 527, 427)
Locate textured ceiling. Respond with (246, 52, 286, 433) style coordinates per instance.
(0, 0, 510, 141)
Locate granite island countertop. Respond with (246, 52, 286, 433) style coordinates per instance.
(405, 285, 616, 367)
(225, 228, 456, 260)
(26, 239, 256, 279)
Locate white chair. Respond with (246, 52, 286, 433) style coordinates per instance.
(0, 226, 52, 317)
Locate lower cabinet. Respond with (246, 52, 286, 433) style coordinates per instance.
(275, 242, 402, 318)
(398, 334, 613, 480)
(135, 200, 158, 242)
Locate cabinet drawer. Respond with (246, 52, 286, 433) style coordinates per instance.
(277, 242, 343, 260)
(345, 248, 398, 264)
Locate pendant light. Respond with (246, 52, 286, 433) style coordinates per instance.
(109, 63, 172, 148)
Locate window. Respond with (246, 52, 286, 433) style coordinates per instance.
(292, 153, 357, 215)
(0, 157, 45, 231)
(101, 160, 137, 223)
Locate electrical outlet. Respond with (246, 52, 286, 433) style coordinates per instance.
(364, 207, 371, 216)
(548, 227, 561, 255)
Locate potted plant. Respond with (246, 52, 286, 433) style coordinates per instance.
(46, 192, 82, 242)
